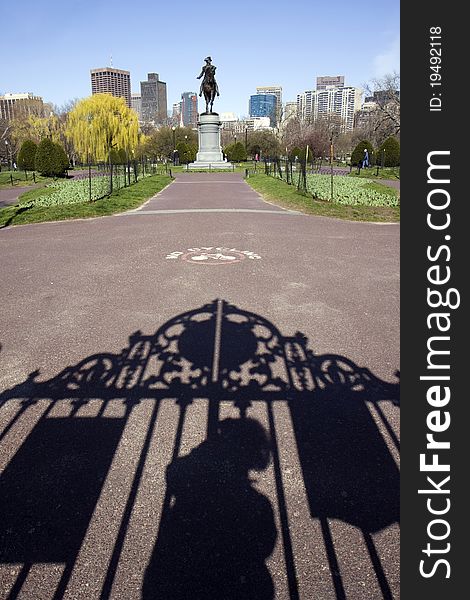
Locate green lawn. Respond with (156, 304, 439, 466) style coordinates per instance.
(349, 166, 400, 180)
(0, 170, 50, 188)
(245, 174, 400, 222)
(0, 174, 172, 228)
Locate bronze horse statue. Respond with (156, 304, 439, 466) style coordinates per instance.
(197, 56, 220, 113)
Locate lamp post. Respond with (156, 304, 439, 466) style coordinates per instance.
(87, 114, 93, 201)
(5, 140, 10, 171)
(172, 126, 176, 165)
(330, 132, 336, 201)
(48, 111, 54, 139)
(245, 126, 248, 152)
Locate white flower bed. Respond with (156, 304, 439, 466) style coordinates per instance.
(305, 174, 399, 207)
(29, 173, 145, 208)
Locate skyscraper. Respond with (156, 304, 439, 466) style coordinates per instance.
(249, 94, 277, 126)
(140, 73, 168, 125)
(256, 86, 282, 123)
(181, 92, 198, 126)
(131, 93, 142, 120)
(296, 87, 362, 131)
(90, 67, 131, 107)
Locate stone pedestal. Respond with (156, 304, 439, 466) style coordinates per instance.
(188, 112, 232, 169)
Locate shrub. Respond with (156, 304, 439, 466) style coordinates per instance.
(225, 141, 247, 162)
(377, 137, 400, 167)
(17, 140, 38, 171)
(110, 148, 128, 165)
(175, 142, 197, 164)
(289, 146, 304, 161)
(35, 139, 69, 177)
(351, 140, 375, 166)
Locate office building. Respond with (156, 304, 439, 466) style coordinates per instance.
(90, 67, 131, 107)
(316, 75, 345, 90)
(365, 90, 400, 105)
(283, 101, 298, 121)
(249, 94, 277, 126)
(296, 90, 315, 122)
(256, 85, 282, 122)
(131, 93, 142, 120)
(297, 86, 362, 131)
(181, 92, 198, 126)
(355, 90, 400, 131)
(0, 93, 45, 121)
(244, 117, 272, 131)
(140, 73, 167, 125)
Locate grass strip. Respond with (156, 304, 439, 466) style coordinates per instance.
(0, 170, 51, 188)
(245, 174, 400, 222)
(348, 167, 400, 180)
(0, 174, 172, 228)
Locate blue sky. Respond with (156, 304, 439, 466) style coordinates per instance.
(1, 0, 399, 117)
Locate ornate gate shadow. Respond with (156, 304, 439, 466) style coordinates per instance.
(0, 299, 399, 600)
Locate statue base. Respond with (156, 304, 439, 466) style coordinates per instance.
(188, 112, 232, 170)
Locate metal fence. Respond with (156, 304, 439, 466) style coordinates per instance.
(72, 159, 170, 201)
(253, 158, 309, 194)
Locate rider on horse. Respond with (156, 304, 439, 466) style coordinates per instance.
(197, 56, 220, 113)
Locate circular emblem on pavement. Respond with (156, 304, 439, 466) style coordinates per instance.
(165, 247, 261, 265)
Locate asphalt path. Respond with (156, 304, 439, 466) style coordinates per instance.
(0, 185, 35, 208)
(0, 172, 400, 600)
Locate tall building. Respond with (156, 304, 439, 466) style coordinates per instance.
(316, 75, 345, 90)
(90, 67, 131, 107)
(131, 93, 142, 120)
(181, 92, 198, 126)
(297, 87, 362, 131)
(283, 101, 298, 121)
(0, 93, 45, 121)
(365, 90, 400, 105)
(256, 86, 282, 123)
(356, 90, 400, 132)
(296, 90, 315, 122)
(168, 102, 182, 127)
(172, 102, 182, 118)
(249, 94, 277, 126)
(140, 73, 167, 125)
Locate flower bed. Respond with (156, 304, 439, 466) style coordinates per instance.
(26, 172, 147, 208)
(29, 176, 111, 207)
(306, 174, 399, 207)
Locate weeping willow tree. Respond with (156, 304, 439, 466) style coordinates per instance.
(28, 113, 63, 144)
(66, 94, 139, 164)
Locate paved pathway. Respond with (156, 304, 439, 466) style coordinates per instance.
(379, 179, 400, 190)
(0, 185, 35, 208)
(0, 173, 399, 600)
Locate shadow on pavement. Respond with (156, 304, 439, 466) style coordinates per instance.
(0, 299, 399, 600)
(143, 417, 276, 600)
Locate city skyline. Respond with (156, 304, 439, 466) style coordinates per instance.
(1, 0, 399, 118)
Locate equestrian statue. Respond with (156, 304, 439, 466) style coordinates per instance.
(197, 56, 220, 113)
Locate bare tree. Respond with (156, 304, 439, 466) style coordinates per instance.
(334, 131, 355, 161)
(363, 72, 400, 141)
(53, 98, 81, 116)
(280, 117, 304, 153)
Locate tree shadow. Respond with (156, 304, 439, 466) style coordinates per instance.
(0, 299, 399, 600)
(0, 202, 33, 229)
